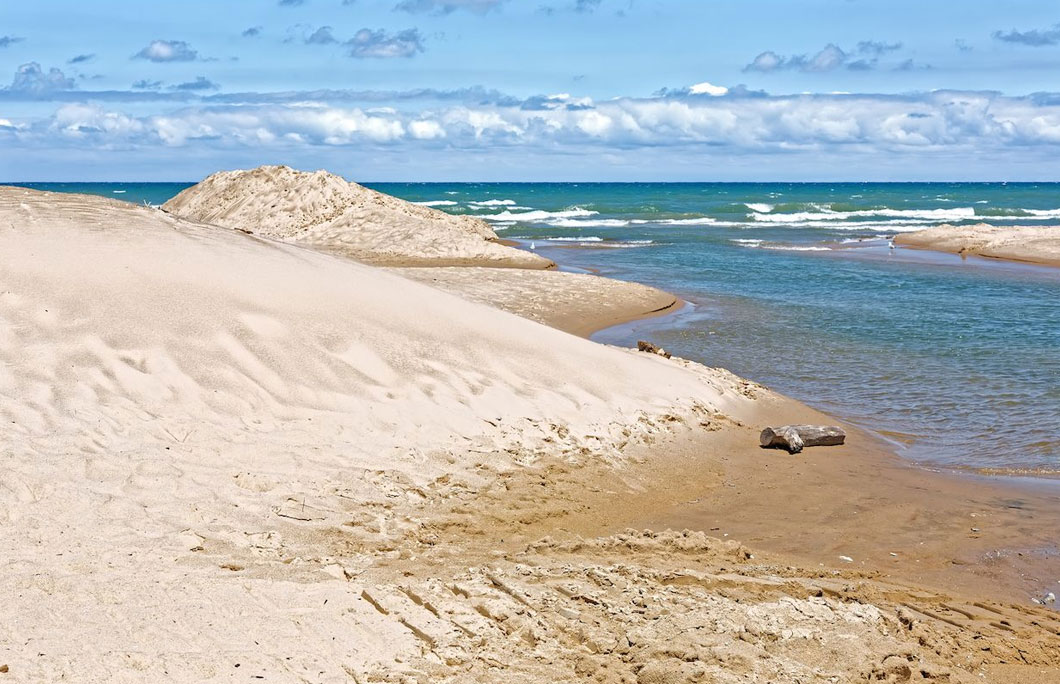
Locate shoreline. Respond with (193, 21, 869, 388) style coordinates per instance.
(536, 244, 1060, 609)
(898, 240, 1060, 269)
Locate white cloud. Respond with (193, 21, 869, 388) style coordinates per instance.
(688, 81, 728, 96)
(10, 90, 1060, 162)
(133, 40, 198, 62)
(8, 62, 76, 94)
(409, 119, 445, 139)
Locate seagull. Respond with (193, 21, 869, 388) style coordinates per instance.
(529, 241, 537, 250)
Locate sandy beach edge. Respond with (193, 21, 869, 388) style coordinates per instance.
(535, 243, 1060, 609)
(894, 223, 1060, 268)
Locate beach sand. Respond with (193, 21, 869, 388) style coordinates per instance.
(391, 266, 680, 337)
(1, 183, 1058, 682)
(895, 222, 1060, 268)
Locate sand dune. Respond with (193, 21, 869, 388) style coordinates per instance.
(895, 222, 1060, 267)
(162, 165, 554, 269)
(0, 185, 751, 679)
(3, 185, 1057, 682)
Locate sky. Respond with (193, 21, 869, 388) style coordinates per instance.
(4, 0, 1060, 181)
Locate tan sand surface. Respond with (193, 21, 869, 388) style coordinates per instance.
(895, 222, 1060, 267)
(2, 186, 1058, 682)
(390, 266, 679, 337)
(162, 165, 554, 269)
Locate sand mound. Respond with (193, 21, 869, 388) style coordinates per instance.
(0, 185, 758, 679)
(162, 165, 553, 268)
(895, 222, 1060, 267)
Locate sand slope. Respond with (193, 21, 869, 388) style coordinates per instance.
(162, 165, 554, 268)
(0, 185, 749, 680)
(391, 266, 678, 337)
(895, 222, 1060, 267)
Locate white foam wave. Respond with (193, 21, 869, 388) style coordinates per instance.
(112, 190, 126, 194)
(546, 218, 632, 228)
(468, 199, 517, 206)
(754, 220, 934, 232)
(751, 207, 977, 223)
(414, 200, 459, 207)
(482, 208, 599, 222)
(1022, 208, 1060, 217)
(731, 238, 764, 246)
(544, 236, 604, 242)
(656, 217, 719, 226)
(745, 203, 773, 213)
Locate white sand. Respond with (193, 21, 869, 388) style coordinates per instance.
(162, 165, 554, 269)
(390, 266, 678, 336)
(0, 186, 750, 680)
(895, 222, 1060, 267)
(3, 186, 1056, 682)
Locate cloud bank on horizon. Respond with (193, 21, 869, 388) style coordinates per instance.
(3, 0, 1060, 180)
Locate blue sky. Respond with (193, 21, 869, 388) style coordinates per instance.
(4, 0, 1060, 180)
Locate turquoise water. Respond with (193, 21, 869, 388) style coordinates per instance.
(14, 181, 1060, 475)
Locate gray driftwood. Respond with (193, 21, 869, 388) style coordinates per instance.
(759, 425, 846, 454)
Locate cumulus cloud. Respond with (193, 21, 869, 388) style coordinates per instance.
(242, 26, 263, 38)
(67, 53, 95, 64)
(395, 0, 503, 14)
(0, 36, 23, 48)
(346, 28, 424, 58)
(305, 26, 338, 44)
(49, 103, 145, 139)
(746, 41, 909, 72)
(171, 77, 220, 91)
(7, 63, 75, 94)
(688, 81, 728, 96)
(134, 39, 198, 62)
(992, 24, 1060, 47)
(279, 0, 305, 5)
(132, 79, 163, 90)
(14, 89, 1060, 157)
(574, 0, 603, 12)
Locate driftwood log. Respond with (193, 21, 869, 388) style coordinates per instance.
(759, 425, 846, 454)
(636, 340, 671, 359)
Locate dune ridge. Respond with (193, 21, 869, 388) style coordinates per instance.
(162, 164, 554, 269)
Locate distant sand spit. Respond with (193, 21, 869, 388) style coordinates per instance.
(162, 164, 554, 269)
(895, 222, 1060, 267)
(2, 185, 1058, 682)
